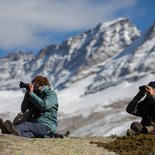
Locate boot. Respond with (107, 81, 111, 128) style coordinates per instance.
(64, 130, 70, 137)
(0, 118, 10, 134)
(54, 133, 64, 139)
(142, 126, 155, 134)
(53, 131, 70, 139)
(4, 120, 21, 136)
(126, 129, 137, 136)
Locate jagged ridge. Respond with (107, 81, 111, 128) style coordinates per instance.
(86, 23, 155, 94)
(0, 18, 140, 90)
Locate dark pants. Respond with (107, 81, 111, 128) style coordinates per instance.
(130, 121, 155, 134)
(15, 122, 50, 138)
(130, 122, 143, 133)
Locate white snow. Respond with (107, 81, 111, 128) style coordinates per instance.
(99, 17, 127, 29)
(0, 90, 23, 120)
(0, 73, 152, 136)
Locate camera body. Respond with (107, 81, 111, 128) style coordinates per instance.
(19, 81, 30, 90)
(139, 85, 146, 91)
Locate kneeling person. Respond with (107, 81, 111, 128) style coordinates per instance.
(126, 81, 155, 136)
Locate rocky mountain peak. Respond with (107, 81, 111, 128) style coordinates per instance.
(0, 18, 143, 90)
(85, 21, 155, 94)
(6, 51, 34, 61)
(97, 17, 129, 29)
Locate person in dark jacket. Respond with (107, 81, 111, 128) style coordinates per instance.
(1, 75, 59, 138)
(126, 81, 155, 136)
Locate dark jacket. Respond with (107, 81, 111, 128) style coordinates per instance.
(126, 91, 155, 126)
(21, 86, 58, 134)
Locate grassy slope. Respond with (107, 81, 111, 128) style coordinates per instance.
(1, 134, 155, 155)
(0, 134, 115, 155)
(92, 134, 155, 155)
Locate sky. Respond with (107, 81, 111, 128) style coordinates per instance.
(0, 0, 155, 57)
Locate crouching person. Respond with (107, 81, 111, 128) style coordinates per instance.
(126, 81, 155, 136)
(0, 75, 58, 138)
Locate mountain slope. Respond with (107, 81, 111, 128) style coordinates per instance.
(0, 18, 140, 90)
(57, 22, 155, 136)
(86, 23, 155, 94)
(30, 18, 140, 89)
(0, 52, 34, 90)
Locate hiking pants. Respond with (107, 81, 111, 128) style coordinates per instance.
(15, 121, 50, 138)
(130, 122, 143, 133)
(131, 121, 155, 134)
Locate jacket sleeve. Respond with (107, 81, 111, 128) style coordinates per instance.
(126, 90, 145, 116)
(21, 92, 33, 113)
(28, 90, 58, 111)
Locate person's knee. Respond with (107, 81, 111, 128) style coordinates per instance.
(15, 122, 30, 132)
(130, 122, 143, 132)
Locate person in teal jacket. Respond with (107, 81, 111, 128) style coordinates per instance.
(4, 75, 59, 138)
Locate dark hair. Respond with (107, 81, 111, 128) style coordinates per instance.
(32, 75, 50, 87)
(148, 81, 155, 88)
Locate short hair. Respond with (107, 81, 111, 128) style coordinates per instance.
(32, 75, 50, 87)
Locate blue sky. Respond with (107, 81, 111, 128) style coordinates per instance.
(0, 0, 155, 57)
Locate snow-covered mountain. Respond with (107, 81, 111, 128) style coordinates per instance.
(0, 52, 34, 90)
(86, 23, 155, 94)
(0, 17, 155, 136)
(0, 18, 140, 90)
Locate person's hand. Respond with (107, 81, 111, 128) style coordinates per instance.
(29, 83, 34, 93)
(146, 86, 155, 95)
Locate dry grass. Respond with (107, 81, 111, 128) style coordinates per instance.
(0, 134, 116, 155)
(91, 134, 155, 155)
(3, 133, 155, 155)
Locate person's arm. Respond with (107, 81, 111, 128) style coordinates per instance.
(126, 90, 145, 115)
(21, 92, 32, 113)
(28, 85, 58, 111)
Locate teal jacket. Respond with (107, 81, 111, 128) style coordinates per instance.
(21, 86, 58, 134)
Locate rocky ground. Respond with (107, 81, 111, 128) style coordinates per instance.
(0, 134, 116, 155)
(1, 134, 155, 155)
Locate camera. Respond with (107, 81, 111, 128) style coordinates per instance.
(139, 85, 146, 91)
(19, 81, 30, 90)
